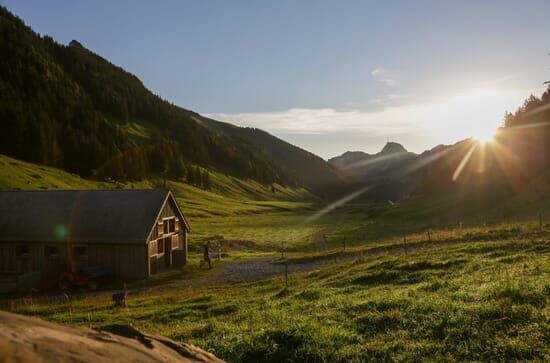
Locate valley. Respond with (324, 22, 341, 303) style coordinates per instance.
(1, 4, 550, 362)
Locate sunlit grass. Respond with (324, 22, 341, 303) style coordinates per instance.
(11, 222, 550, 362)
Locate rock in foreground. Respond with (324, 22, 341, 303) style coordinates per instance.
(0, 311, 223, 362)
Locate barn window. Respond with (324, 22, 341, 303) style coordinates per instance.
(168, 219, 175, 233)
(44, 246, 59, 258)
(73, 245, 88, 260)
(163, 220, 169, 234)
(15, 244, 31, 258)
(158, 221, 163, 236)
(157, 240, 164, 254)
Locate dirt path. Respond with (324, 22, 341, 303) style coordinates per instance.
(210, 257, 333, 283)
(2, 235, 513, 307)
(149, 256, 341, 292)
(190, 233, 515, 287)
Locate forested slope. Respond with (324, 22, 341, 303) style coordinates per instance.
(0, 7, 346, 197)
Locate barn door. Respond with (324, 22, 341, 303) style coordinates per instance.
(164, 237, 171, 267)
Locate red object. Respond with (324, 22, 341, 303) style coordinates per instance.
(57, 268, 110, 291)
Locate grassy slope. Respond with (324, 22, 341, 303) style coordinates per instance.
(3, 154, 550, 361)
(0, 155, 106, 190)
(1, 153, 547, 251)
(0, 154, 323, 248)
(12, 222, 550, 362)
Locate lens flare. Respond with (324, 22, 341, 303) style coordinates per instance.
(452, 143, 477, 181)
(305, 185, 372, 223)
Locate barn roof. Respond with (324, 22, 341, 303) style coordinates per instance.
(0, 189, 190, 244)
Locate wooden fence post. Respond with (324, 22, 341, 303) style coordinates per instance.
(284, 263, 288, 287)
(428, 230, 431, 242)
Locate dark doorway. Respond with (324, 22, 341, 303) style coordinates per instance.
(164, 237, 171, 267)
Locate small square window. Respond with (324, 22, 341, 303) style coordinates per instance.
(73, 246, 88, 260)
(44, 246, 59, 258)
(16, 245, 31, 258)
(158, 221, 163, 236)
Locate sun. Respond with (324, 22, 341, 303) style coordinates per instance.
(473, 128, 496, 143)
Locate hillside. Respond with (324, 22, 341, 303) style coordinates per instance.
(200, 117, 347, 198)
(0, 7, 346, 197)
(0, 153, 323, 248)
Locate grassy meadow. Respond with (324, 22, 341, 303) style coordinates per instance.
(2, 153, 546, 252)
(11, 222, 550, 362)
(2, 153, 550, 361)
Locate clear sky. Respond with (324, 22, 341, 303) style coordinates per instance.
(3, 0, 549, 158)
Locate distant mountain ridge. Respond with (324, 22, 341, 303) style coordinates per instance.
(329, 142, 456, 200)
(329, 142, 417, 181)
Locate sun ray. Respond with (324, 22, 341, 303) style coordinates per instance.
(490, 137, 524, 190)
(507, 121, 550, 130)
(452, 142, 477, 181)
(304, 185, 372, 223)
(399, 145, 456, 176)
(476, 141, 487, 174)
(340, 151, 409, 171)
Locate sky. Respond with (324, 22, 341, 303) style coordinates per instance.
(3, 0, 549, 158)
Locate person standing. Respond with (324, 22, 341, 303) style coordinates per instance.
(203, 241, 212, 269)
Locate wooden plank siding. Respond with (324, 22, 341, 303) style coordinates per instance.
(0, 243, 68, 277)
(0, 242, 147, 282)
(86, 244, 147, 280)
(146, 196, 187, 276)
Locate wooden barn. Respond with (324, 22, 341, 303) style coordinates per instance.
(0, 189, 190, 292)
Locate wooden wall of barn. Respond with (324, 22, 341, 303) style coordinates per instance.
(146, 196, 188, 276)
(87, 244, 147, 281)
(0, 242, 148, 283)
(0, 242, 68, 279)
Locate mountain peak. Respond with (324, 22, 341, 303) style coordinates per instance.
(380, 142, 407, 154)
(68, 39, 84, 49)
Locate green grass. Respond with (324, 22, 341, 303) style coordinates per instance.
(11, 223, 550, 362)
(3, 154, 550, 361)
(0, 155, 106, 190)
(2, 153, 547, 253)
